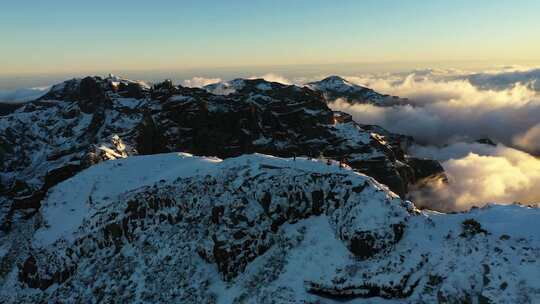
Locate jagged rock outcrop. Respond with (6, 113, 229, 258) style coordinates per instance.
(0, 75, 443, 231)
(0, 154, 537, 303)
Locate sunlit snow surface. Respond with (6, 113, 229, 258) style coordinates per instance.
(34, 153, 221, 246)
(34, 153, 370, 247)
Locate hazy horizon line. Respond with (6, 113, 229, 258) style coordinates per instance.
(3, 60, 540, 90)
(4, 58, 540, 77)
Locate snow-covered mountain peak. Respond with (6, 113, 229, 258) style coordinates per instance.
(203, 78, 294, 95)
(306, 75, 407, 106)
(307, 75, 367, 93)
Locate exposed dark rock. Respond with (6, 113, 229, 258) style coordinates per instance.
(43, 164, 82, 190)
(460, 218, 488, 237)
(406, 157, 447, 183)
(135, 112, 167, 155)
(0, 102, 23, 116)
(124, 82, 145, 99)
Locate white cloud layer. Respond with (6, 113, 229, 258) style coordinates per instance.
(465, 67, 540, 91)
(249, 73, 292, 85)
(0, 86, 50, 103)
(514, 123, 540, 152)
(408, 143, 540, 211)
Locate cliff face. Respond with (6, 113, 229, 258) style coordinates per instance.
(1, 153, 538, 303)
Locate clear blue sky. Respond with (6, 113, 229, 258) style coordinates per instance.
(1, 0, 539, 75)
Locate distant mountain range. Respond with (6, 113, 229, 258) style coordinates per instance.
(202, 75, 407, 106)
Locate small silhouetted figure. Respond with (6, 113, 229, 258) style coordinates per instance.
(293, 153, 296, 161)
(327, 159, 332, 166)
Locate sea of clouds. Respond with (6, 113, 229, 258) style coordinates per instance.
(326, 67, 540, 210)
(330, 68, 540, 155)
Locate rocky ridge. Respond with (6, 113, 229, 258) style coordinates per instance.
(0, 75, 443, 231)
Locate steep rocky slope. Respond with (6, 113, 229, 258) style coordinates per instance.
(0, 75, 443, 232)
(0, 153, 537, 303)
